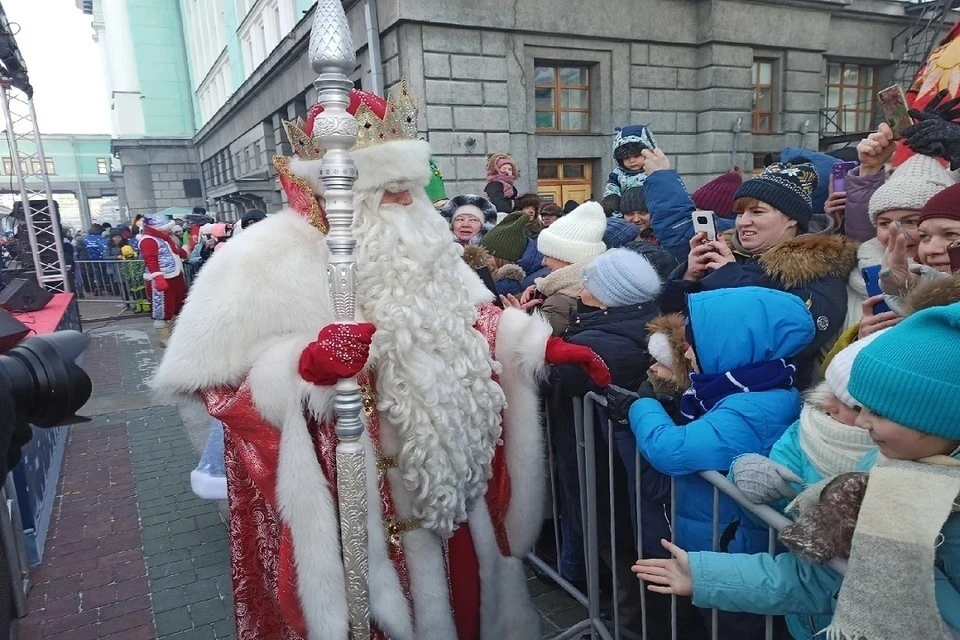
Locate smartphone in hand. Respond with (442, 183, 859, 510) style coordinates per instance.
(831, 161, 858, 193)
(949, 243, 960, 273)
(692, 210, 718, 242)
(877, 84, 911, 139)
(862, 265, 892, 314)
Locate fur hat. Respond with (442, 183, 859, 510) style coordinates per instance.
(734, 162, 818, 232)
(646, 313, 692, 393)
(539, 203, 563, 218)
(868, 154, 956, 225)
(919, 181, 960, 226)
(518, 193, 541, 211)
(904, 272, 960, 315)
(581, 248, 661, 308)
(481, 212, 529, 262)
(619, 187, 647, 214)
(537, 201, 607, 264)
(486, 152, 519, 178)
(692, 169, 744, 218)
(440, 195, 498, 234)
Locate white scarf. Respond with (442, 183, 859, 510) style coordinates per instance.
(798, 404, 875, 480)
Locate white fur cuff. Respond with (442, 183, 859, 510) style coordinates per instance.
(144, 271, 164, 281)
(647, 332, 674, 368)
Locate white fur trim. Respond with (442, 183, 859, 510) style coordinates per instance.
(469, 502, 540, 640)
(151, 210, 335, 398)
(275, 404, 349, 640)
(495, 308, 551, 555)
(190, 470, 227, 501)
(457, 246, 496, 306)
(288, 156, 326, 197)
(351, 139, 431, 194)
(144, 271, 164, 281)
(648, 332, 674, 368)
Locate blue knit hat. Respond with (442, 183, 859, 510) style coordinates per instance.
(580, 248, 662, 308)
(733, 162, 818, 231)
(849, 302, 960, 440)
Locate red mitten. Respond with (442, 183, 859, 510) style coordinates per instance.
(298, 323, 377, 386)
(544, 336, 611, 387)
(153, 275, 168, 292)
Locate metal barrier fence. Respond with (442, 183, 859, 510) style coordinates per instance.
(529, 392, 847, 640)
(73, 260, 197, 315)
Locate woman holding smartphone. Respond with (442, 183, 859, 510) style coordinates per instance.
(659, 162, 857, 389)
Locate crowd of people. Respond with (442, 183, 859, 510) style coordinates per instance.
(419, 91, 960, 639)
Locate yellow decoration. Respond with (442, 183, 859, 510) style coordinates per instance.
(353, 80, 419, 151)
(916, 37, 960, 99)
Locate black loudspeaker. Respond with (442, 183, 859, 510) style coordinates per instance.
(0, 308, 29, 352)
(0, 278, 52, 312)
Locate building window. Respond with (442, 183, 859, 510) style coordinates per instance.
(534, 64, 590, 132)
(97, 158, 109, 174)
(823, 63, 877, 135)
(752, 59, 775, 134)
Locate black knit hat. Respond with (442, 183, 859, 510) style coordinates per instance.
(620, 187, 647, 214)
(733, 162, 818, 231)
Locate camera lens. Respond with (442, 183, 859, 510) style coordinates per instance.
(697, 216, 707, 224)
(0, 331, 92, 427)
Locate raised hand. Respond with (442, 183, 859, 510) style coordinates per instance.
(856, 123, 896, 177)
(903, 89, 960, 170)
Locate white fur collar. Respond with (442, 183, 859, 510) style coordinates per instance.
(151, 210, 335, 396)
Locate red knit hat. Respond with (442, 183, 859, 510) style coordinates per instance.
(919, 182, 960, 225)
(691, 168, 744, 218)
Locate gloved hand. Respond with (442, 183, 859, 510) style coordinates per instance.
(298, 323, 377, 386)
(605, 384, 641, 425)
(153, 275, 168, 292)
(544, 337, 611, 387)
(903, 89, 960, 170)
(731, 453, 803, 505)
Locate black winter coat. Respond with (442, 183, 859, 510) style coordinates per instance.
(484, 181, 517, 213)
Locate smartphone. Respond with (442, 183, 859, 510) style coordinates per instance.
(861, 265, 892, 314)
(692, 210, 718, 242)
(949, 243, 960, 273)
(831, 161, 858, 193)
(877, 84, 911, 139)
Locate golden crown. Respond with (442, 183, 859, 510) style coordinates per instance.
(353, 80, 419, 151)
(281, 117, 326, 161)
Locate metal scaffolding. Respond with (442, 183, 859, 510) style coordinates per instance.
(0, 2, 69, 293)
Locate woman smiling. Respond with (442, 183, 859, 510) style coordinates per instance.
(662, 162, 857, 388)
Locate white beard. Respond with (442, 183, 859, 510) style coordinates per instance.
(354, 193, 507, 538)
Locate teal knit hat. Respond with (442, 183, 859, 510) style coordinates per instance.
(849, 302, 960, 440)
(480, 213, 528, 261)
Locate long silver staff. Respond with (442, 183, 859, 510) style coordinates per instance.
(309, 2, 370, 637)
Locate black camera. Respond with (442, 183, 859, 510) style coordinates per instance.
(0, 331, 91, 478)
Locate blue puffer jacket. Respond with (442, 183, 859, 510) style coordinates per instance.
(643, 170, 736, 263)
(628, 287, 811, 554)
(517, 238, 548, 290)
(689, 447, 960, 638)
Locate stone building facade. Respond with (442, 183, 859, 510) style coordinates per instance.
(84, 0, 925, 218)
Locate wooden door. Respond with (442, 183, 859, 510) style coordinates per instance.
(537, 160, 593, 206)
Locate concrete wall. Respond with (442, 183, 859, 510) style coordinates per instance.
(112, 139, 205, 218)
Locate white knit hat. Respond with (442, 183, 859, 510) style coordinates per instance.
(537, 201, 607, 264)
(868, 154, 958, 225)
(824, 328, 889, 407)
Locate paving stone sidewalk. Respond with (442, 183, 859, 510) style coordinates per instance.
(16, 321, 235, 639)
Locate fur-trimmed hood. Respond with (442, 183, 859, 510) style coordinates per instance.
(903, 272, 960, 315)
(534, 261, 586, 298)
(494, 264, 526, 283)
(462, 245, 491, 270)
(756, 233, 859, 290)
(646, 312, 691, 393)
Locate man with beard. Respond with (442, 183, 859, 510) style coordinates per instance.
(151, 85, 610, 640)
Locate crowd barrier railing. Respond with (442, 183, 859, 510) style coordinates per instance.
(72, 260, 197, 314)
(527, 392, 847, 640)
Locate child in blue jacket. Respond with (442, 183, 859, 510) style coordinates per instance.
(633, 303, 960, 639)
(608, 286, 815, 638)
